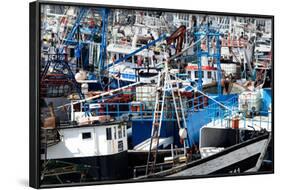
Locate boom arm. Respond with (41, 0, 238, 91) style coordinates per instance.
(166, 25, 186, 54)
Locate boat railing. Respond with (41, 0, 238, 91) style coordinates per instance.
(72, 88, 201, 121)
(201, 94, 271, 130)
(206, 95, 238, 126)
(73, 88, 239, 122)
(205, 109, 272, 130)
(82, 89, 207, 120)
(237, 110, 271, 131)
(83, 101, 184, 121)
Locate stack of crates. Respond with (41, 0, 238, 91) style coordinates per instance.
(136, 84, 157, 110)
(238, 90, 261, 115)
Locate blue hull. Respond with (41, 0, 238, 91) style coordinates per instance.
(131, 94, 240, 147)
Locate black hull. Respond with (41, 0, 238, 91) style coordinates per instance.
(44, 151, 128, 183)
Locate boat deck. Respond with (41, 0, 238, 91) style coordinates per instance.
(204, 114, 272, 132)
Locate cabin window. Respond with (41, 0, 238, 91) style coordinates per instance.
(195, 71, 198, 78)
(106, 128, 112, 140)
(40, 148, 45, 155)
(69, 48, 75, 58)
(82, 132, 91, 140)
(118, 140, 123, 152)
(207, 71, 212, 78)
(194, 71, 203, 78)
(118, 125, 122, 139)
(134, 56, 138, 64)
(187, 71, 191, 78)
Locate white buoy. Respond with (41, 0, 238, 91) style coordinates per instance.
(179, 128, 187, 139)
(81, 83, 89, 94)
(75, 70, 87, 80)
(75, 72, 82, 80)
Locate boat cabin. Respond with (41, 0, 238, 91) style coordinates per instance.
(185, 65, 217, 85)
(41, 122, 127, 160)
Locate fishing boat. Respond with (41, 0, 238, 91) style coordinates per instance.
(131, 82, 271, 178)
(133, 104, 271, 178)
(134, 129, 270, 178)
(41, 107, 129, 181)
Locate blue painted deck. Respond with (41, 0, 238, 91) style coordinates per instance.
(131, 119, 179, 147)
(131, 94, 239, 147)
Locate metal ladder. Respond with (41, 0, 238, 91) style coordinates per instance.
(145, 72, 167, 175)
(169, 76, 191, 150)
(145, 65, 191, 175)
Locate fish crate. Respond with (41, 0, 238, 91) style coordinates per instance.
(238, 90, 261, 116)
(220, 63, 237, 77)
(136, 84, 157, 110)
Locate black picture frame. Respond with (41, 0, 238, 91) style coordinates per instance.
(30, 1, 274, 188)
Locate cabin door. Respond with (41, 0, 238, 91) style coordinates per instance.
(106, 126, 116, 154)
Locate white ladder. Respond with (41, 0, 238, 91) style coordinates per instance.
(145, 72, 167, 175)
(145, 62, 191, 175)
(169, 75, 190, 154)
